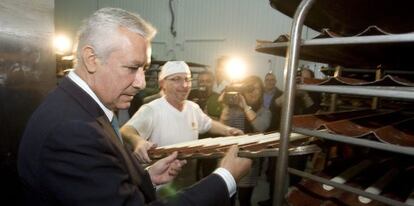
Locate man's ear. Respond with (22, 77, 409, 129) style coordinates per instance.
(81, 46, 99, 73)
(159, 80, 164, 89)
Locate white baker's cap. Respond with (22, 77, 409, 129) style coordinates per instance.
(159, 61, 191, 81)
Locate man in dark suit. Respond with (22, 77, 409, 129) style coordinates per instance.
(18, 7, 251, 206)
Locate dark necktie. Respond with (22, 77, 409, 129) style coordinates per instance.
(111, 115, 123, 144)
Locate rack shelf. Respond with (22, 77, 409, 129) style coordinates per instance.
(259, 0, 414, 205)
(269, 0, 414, 36)
(298, 85, 414, 100)
(256, 34, 414, 68)
(288, 168, 409, 206)
(293, 128, 414, 156)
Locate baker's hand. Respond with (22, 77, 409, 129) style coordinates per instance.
(147, 151, 187, 185)
(225, 127, 244, 136)
(220, 145, 252, 182)
(134, 140, 156, 164)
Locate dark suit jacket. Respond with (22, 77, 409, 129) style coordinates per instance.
(18, 77, 231, 206)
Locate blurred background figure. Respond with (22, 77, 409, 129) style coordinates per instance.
(213, 56, 230, 94)
(189, 70, 223, 120)
(263, 72, 282, 110)
(189, 70, 224, 180)
(259, 68, 320, 206)
(220, 76, 271, 206)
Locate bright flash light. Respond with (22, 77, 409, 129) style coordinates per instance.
(54, 35, 72, 55)
(225, 57, 246, 81)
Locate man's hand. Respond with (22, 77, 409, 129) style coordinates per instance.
(147, 152, 187, 186)
(275, 95, 284, 107)
(220, 145, 252, 182)
(120, 125, 156, 163)
(209, 120, 244, 137)
(226, 127, 244, 136)
(134, 140, 156, 164)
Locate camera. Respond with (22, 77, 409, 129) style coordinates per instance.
(223, 83, 255, 106)
(224, 91, 240, 106)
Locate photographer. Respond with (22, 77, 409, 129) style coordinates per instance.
(188, 71, 222, 119)
(220, 76, 271, 206)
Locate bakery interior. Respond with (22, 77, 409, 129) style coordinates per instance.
(1, 0, 414, 205)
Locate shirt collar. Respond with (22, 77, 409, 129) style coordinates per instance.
(67, 70, 114, 121)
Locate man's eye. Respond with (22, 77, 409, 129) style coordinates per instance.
(123, 66, 136, 70)
(124, 65, 142, 71)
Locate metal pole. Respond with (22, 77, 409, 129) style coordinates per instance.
(329, 66, 342, 112)
(371, 68, 382, 109)
(273, 0, 316, 205)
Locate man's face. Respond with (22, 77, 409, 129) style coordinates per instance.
(264, 74, 276, 91)
(92, 27, 150, 110)
(198, 73, 213, 93)
(161, 73, 192, 103)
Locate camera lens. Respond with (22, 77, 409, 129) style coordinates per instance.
(225, 91, 239, 106)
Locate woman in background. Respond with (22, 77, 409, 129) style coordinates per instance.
(220, 75, 271, 206)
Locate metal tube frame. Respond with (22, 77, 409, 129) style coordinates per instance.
(297, 85, 414, 100)
(273, 0, 315, 205)
(293, 128, 414, 156)
(288, 168, 410, 206)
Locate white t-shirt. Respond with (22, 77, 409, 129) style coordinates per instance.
(126, 97, 212, 146)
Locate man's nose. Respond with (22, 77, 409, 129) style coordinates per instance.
(182, 80, 191, 88)
(132, 69, 146, 89)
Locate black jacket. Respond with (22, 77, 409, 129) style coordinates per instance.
(18, 77, 230, 206)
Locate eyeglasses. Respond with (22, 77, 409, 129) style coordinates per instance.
(165, 77, 193, 84)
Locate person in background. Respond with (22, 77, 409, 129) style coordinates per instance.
(18, 8, 251, 206)
(189, 70, 222, 119)
(220, 76, 271, 206)
(257, 72, 283, 206)
(259, 68, 319, 206)
(121, 61, 244, 191)
(188, 70, 223, 179)
(263, 72, 283, 110)
(213, 56, 230, 94)
(268, 68, 321, 132)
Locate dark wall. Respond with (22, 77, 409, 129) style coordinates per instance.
(0, 1, 55, 205)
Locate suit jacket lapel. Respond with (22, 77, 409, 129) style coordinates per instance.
(96, 116, 141, 183)
(123, 143, 157, 202)
(96, 116, 156, 202)
(59, 77, 156, 202)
